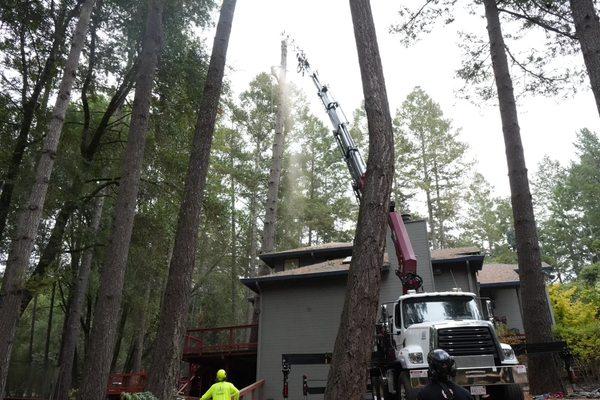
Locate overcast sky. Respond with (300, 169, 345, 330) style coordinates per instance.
(209, 0, 600, 197)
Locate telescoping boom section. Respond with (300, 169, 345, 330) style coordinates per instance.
(297, 52, 422, 292)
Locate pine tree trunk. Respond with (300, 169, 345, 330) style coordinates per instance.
(249, 39, 288, 340)
(131, 282, 151, 372)
(43, 283, 57, 366)
(110, 305, 129, 372)
(324, 1, 395, 398)
(570, 0, 600, 117)
(76, 0, 163, 397)
(0, 4, 73, 241)
(261, 39, 288, 258)
(28, 295, 38, 363)
(52, 193, 104, 400)
(420, 134, 436, 248)
(146, 1, 236, 397)
(0, 0, 96, 395)
(482, 0, 564, 394)
(230, 140, 237, 322)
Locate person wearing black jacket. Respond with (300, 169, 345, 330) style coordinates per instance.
(417, 349, 473, 400)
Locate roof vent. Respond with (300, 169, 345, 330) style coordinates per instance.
(407, 289, 417, 294)
(452, 287, 462, 292)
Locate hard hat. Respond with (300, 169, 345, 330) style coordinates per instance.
(427, 349, 456, 381)
(217, 369, 227, 381)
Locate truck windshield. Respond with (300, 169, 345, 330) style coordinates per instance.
(400, 296, 482, 328)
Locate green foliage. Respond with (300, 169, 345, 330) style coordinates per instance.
(532, 129, 600, 279)
(549, 280, 600, 362)
(394, 87, 470, 248)
(460, 173, 515, 258)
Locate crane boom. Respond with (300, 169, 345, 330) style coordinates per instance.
(297, 51, 422, 292)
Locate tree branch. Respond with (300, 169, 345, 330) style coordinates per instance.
(497, 6, 576, 40)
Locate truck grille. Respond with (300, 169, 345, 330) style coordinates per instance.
(436, 326, 498, 357)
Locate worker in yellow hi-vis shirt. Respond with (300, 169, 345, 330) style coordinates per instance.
(200, 369, 240, 400)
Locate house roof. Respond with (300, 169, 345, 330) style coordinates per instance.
(478, 262, 554, 288)
(430, 247, 485, 271)
(478, 263, 520, 288)
(259, 242, 353, 268)
(241, 254, 390, 293)
(431, 247, 481, 260)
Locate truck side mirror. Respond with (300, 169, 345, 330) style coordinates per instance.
(485, 300, 494, 323)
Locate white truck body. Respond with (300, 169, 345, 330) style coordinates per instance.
(374, 290, 527, 399)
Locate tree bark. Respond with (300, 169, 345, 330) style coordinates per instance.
(131, 281, 151, 372)
(249, 39, 288, 340)
(52, 193, 105, 400)
(482, 0, 564, 394)
(146, 1, 237, 397)
(324, 1, 395, 399)
(230, 134, 237, 322)
(420, 133, 436, 249)
(28, 295, 38, 363)
(261, 39, 288, 257)
(569, 0, 600, 117)
(43, 282, 57, 366)
(0, 3, 74, 241)
(110, 305, 129, 372)
(0, 0, 96, 395)
(76, 0, 163, 398)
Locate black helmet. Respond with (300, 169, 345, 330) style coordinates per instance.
(427, 349, 456, 381)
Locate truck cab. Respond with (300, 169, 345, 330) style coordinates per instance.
(375, 290, 527, 400)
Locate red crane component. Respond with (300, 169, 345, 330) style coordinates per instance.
(296, 50, 422, 293)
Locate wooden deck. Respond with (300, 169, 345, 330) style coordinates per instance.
(182, 324, 258, 362)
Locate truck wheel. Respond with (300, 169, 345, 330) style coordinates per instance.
(398, 372, 418, 400)
(489, 384, 524, 400)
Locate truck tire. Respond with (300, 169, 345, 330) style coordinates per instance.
(398, 372, 419, 400)
(489, 384, 524, 400)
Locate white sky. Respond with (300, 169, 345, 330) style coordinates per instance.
(210, 0, 600, 197)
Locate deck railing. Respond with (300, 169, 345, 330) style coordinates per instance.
(106, 371, 147, 395)
(183, 324, 258, 356)
(239, 379, 265, 400)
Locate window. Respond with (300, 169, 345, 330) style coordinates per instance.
(399, 296, 482, 328)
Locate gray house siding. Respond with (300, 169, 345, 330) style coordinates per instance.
(432, 265, 477, 294)
(255, 220, 432, 400)
(257, 278, 346, 400)
(383, 220, 434, 302)
(479, 286, 524, 333)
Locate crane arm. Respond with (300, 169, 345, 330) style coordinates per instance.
(297, 52, 422, 292)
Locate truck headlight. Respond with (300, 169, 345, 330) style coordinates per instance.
(503, 348, 515, 359)
(409, 352, 424, 364)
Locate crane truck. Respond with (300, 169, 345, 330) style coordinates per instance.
(294, 51, 528, 400)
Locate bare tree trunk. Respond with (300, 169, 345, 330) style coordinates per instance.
(76, 0, 163, 398)
(230, 137, 237, 323)
(483, 0, 564, 394)
(131, 282, 151, 372)
(420, 133, 436, 248)
(146, 1, 237, 397)
(28, 295, 38, 363)
(44, 282, 57, 366)
(110, 305, 129, 372)
(570, 0, 600, 117)
(261, 39, 288, 259)
(0, 0, 96, 394)
(324, 1, 395, 398)
(52, 193, 105, 400)
(249, 39, 288, 341)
